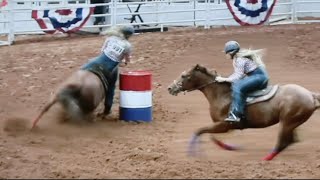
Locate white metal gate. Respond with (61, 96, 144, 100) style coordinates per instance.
(0, 0, 319, 46)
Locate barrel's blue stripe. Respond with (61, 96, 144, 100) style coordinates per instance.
(120, 107, 152, 122)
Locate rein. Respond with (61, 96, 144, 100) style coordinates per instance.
(170, 72, 218, 95)
(186, 80, 216, 92)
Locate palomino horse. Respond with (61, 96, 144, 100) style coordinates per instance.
(31, 66, 115, 129)
(168, 64, 320, 161)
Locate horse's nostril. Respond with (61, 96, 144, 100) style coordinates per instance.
(168, 87, 171, 91)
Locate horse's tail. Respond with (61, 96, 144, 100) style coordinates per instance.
(312, 92, 320, 109)
(31, 96, 58, 129)
(60, 84, 82, 96)
(57, 83, 82, 107)
(57, 84, 85, 121)
(31, 84, 83, 130)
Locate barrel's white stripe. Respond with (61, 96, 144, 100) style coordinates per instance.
(120, 90, 152, 108)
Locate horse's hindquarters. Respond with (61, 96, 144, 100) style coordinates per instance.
(58, 70, 105, 118)
(80, 70, 105, 108)
(246, 84, 316, 128)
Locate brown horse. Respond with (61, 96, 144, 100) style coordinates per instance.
(168, 64, 320, 161)
(31, 69, 107, 129)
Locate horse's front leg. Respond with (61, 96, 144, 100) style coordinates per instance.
(188, 122, 237, 156)
(195, 121, 232, 135)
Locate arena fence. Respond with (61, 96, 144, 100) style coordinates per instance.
(0, 0, 319, 46)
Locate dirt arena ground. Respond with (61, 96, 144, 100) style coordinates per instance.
(1, 23, 320, 179)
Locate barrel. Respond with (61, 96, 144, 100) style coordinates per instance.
(119, 70, 152, 122)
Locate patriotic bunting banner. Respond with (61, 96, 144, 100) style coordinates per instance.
(32, 7, 94, 34)
(226, 0, 277, 26)
(0, 0, 7, 7)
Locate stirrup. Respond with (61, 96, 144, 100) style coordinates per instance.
(225, 112, 241, 123)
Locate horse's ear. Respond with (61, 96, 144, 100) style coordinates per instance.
(194, 64, 209, 74)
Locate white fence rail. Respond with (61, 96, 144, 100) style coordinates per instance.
(296, 0, 320, 23)
(0, 0, 319, 46)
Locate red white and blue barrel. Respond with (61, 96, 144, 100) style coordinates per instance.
(119, 71, 152, 122)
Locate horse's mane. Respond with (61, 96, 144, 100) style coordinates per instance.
(194, 64, 231, 87)
(194, 64, 216, 78)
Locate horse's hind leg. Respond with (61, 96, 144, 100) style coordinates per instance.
(263, 125, 295, 161)
(263, 115, 311, 161)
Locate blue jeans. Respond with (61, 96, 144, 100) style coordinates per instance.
(104, 67, 118, 113)
(81, 53, 118, 72)
(81, 53, 119, 113)
(230, 67, 269, 118)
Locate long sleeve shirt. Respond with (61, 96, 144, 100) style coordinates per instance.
(227, 57, 258, 82)
(101, 36, 132, 62)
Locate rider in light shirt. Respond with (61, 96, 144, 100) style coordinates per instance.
(81, 25, 134, 116)
(215, 41, 269, 123)
(101, 32, 132, 68)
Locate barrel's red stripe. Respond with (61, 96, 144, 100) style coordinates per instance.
(120, 71, 152, 91)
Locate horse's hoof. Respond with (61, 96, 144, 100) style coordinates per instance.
(262, 151, 279, 161)
(187, 147, 202, 157)
(262, 154, 274, 161)
(212, 139, 239, 151)
(187, 149, 196, 157)
(219, 143, 239, 151)
(223, 144, 239, 151)
(30, 125, 40, 132)
(187, 134, 199, 156)
(262, 156, 273, 161)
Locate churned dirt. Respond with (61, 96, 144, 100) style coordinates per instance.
(1, 23, 320, 179)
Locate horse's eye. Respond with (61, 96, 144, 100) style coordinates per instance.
(182, 74, 191, 80)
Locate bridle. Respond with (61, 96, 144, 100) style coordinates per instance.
(186, 79, 217, 92)
(171, 77, 217, 94)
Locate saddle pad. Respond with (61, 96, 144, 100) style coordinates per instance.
(247, 85, 279, 105)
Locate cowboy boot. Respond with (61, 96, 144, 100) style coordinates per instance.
(225, 111, 241, 123)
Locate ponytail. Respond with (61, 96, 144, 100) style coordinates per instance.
(236, 48, 266, 68)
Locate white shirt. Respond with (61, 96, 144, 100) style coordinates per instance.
(101, 36, 132, 62)
(227, 57, 258, 82)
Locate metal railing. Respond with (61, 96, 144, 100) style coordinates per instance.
(0, 0, 319, 46)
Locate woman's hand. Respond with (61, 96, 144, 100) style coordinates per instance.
(216, 76, 229, 82)
(119, 54, 131, 67)
(119, 61, 128, 67)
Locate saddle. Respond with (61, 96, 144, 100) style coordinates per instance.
(246, 85, 279, 105)
(84, 64, 112, 94)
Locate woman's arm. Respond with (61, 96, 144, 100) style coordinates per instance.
(216, 58, 246, 83)
(119, 53, 131, 67)
(124, 53, 131, 63)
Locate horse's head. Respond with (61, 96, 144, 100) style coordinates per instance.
(168, 64, 217, 96)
